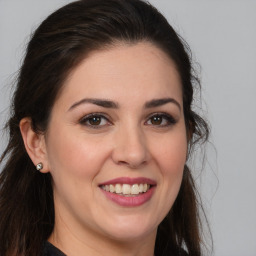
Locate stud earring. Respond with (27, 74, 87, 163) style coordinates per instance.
(36, 162, 43, 171)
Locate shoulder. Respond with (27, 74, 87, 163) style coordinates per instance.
(43, 241, 66, 256)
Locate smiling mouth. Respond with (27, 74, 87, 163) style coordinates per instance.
(100, 184, 152, 196)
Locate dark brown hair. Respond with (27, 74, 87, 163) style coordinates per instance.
(0, 0, 210, 255)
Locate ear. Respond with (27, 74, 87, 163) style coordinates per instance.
(19, 117, 49, 173)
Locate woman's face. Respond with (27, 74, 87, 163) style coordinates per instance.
(44, 42, 187, 244)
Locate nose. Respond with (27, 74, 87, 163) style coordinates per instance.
(111, 126, 150, 169)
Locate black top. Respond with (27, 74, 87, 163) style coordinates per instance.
(44, 242, 66, 256)
(43, 241, 188, 256)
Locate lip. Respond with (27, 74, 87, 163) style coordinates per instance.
(101, 186, 156, 207)
(99, 177, 156, 207)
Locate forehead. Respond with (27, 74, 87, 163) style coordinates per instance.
(57, 42, 183, 109)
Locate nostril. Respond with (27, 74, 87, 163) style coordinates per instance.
(118, 160, 128, 165)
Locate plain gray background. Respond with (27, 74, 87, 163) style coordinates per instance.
(0, 1, 256, 255)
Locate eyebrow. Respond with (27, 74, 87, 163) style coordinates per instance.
(68, 97, 181, 111)
(145, 98, 181, 110)
(68, 98, 119, 111)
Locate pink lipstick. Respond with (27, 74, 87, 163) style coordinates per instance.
(99, 177, 156, 207)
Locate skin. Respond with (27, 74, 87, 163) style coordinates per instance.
(20, 42, 187, 256)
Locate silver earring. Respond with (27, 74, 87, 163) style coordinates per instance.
(36, 162, 43, 171)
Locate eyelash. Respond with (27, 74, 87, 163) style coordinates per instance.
(79, 112, 177, 129)
(79, 113, 111, 129)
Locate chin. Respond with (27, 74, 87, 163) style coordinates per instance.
(98, 214, 158, 242)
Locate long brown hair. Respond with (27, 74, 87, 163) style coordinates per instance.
(0, 0, 210, 255)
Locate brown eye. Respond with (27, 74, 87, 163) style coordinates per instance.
(79, 114, 110, 128)
(88, 116, 102, 125)
(146, 113, 176, 127)
(151, 116, 162, 125)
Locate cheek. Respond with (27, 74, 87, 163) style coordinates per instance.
(45, 130, 109, 210)
(155, 132, 187, 174)
(147, 130, 187, 224)
(46, 127, 111, 180)
(153, 129, 187, 196)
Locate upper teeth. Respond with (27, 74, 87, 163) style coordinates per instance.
(101, 184, 150, 195)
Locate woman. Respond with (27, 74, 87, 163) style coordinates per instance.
(0, 0, 210, 255)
